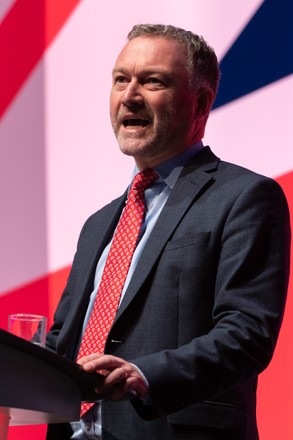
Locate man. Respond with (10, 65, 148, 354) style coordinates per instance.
(46, 24, 291, 440)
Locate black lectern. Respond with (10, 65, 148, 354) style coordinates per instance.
(0, 329, 102, 440)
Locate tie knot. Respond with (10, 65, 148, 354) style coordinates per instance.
(131, 168, 158, 193)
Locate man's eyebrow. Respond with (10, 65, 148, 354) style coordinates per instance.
(112, 67, 128, 76)
(144, 70, 173, 79)
(112, 67, 170, 76)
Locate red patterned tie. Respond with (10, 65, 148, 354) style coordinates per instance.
(78, 168, 158, 416)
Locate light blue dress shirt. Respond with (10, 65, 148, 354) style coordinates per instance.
(71, 141, 203, 439)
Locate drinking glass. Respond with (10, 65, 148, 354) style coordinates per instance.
(8, 313, 47, 347)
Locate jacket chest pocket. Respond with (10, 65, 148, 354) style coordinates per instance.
(165, 231, 211, 252)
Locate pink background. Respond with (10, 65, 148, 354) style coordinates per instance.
(0, 1, 292, 439)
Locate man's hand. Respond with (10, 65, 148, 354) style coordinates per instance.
(77, 354, 149, 401)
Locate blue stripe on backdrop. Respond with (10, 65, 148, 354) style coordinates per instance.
(213, 0, 293, 109)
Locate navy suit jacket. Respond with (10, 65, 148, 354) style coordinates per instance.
(46, 147, 290, 440)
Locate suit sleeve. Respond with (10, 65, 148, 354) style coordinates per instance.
(45, 220, 90, 356)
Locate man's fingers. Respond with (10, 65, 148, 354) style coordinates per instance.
(77, 353, 104, 366)
(95, 366, 129, 393)
(80, 354, 124, 371)
(96, 373, 148, 401)
(77, 354, 148, 401)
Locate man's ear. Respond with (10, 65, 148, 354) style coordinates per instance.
(195, 88, 214, 120)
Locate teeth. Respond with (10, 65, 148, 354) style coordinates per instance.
(123, 119, 149, 127)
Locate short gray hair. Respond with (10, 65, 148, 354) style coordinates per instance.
(128, 24, 220, 97)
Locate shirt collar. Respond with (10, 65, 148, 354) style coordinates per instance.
(132, 141, 204, 190)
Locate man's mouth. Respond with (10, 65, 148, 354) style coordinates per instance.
(122, 119, 150, 128)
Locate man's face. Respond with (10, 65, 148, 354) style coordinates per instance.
(110, 36, 204, 169)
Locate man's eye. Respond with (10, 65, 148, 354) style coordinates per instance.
(113, 76, 129, 89)
(147, 78, 162, 84)
(115, 76, 128, 83)
(144, 77, 166, 89)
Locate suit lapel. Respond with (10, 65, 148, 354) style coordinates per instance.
(115, 147, 219, 319)
(60, 193, 128, 358)
(71, 193, 127, 311)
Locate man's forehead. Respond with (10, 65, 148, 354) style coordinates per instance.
(114, 36, 187, 68)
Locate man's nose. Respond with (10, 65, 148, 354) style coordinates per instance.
(121, 81, 143, 107)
